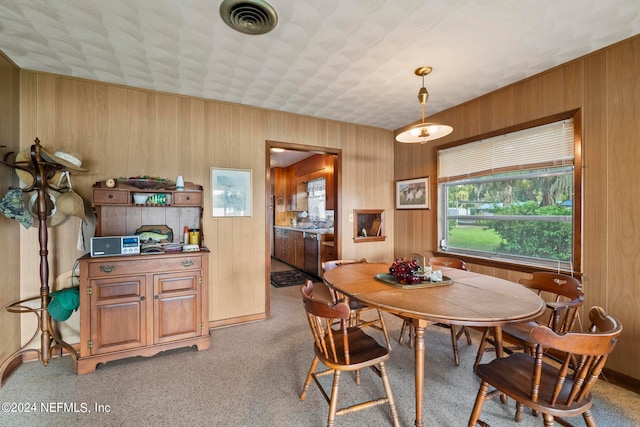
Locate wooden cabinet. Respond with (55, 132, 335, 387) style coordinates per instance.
(295, 154, 326, 177)
(289, 154, 335, 212)
(291, 230, 304, 270)
(321, 241, 337, 265)
(324, 155, 335, 211)
(295, 178, 308, 212)
(287, 166, 297, 211)
(274, 227, 304, 269)
(77, 180, 210, 374)
(274, 227, 287, 261)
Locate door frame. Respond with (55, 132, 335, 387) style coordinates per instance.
(265, 140, 342, 318)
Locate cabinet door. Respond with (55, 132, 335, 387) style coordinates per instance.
(292, 231, 305, 270)
(274, 229, 283, 259)
(325, 156, 335, 210)
(296, 178, 308, 211)
(89, 275, 148, 355)
(287, 166, 297, 210)
(154, 271, 202, 343)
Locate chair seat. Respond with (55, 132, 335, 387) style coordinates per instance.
(502, 321, 540, 344)
(348, 299, 368, 310)
(476, 352, 593, 418)
(315, 326, 389, 370)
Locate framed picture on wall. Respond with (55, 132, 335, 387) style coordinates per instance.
(210, 168, 252, 217)
(396, 176, 429, 209)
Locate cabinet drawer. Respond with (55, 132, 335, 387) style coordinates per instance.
(92, 275, 145, 301)
(88, 255, 203, 278)
(173, 191, 202, 206)
(93, 189, 129, 205)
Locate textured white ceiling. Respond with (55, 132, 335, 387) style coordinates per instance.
(1, 0, 639, 131)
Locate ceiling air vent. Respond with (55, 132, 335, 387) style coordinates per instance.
(219, 0, 278, 35)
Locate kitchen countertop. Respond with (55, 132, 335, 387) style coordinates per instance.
(274, 225, 334, 235)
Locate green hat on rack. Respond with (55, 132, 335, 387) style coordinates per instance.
(48, 287, 79, 321)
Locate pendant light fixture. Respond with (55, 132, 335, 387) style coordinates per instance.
(395, 66, 453, 144)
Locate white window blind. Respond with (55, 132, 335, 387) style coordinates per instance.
(438, 119, 574, 181)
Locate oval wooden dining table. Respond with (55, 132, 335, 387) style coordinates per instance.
(322, 262, 546, 427)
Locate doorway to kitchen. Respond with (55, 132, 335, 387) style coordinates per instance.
(265, 141, 342, 317)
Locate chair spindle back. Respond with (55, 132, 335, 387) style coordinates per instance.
(519, 272, 583, 334)
(529, 306, 622, 408)
(301, 280, 352, 364)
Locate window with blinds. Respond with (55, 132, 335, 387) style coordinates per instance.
(436, 117, 579, 271)
(439, 119, 574, 181)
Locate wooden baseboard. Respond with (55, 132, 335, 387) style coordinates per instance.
(209, 313, 265, 329)
(19, 343, 81, 363)
(602, 368, 640, 394)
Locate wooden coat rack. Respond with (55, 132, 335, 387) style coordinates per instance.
(0, 138, 78, 386)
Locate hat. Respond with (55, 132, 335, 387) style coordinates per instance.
(54, 171, 87, 223)
(26, 189, 69, 228)
(0, 188, 32, 228)
(40, 148, 89, 172)
(48, 286, 79, 322)
(56, 190, 87, 223)
(15, 146, 64, 189)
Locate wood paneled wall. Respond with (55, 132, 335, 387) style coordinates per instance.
(394, 35, 640, 381)
(15, 70, 395, 343)
(0, 53, 21, 364)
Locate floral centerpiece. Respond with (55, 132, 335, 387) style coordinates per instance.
(389, 258, 421, 284)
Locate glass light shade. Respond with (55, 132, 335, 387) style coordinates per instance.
(395, 123, 453, 143)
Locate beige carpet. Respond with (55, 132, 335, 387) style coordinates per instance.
(1, 284, 638, 427)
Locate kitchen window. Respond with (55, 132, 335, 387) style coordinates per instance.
(437, 114, 581, 272)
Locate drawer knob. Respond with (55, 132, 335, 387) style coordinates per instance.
(181, 260, 194, 267)
(108, 194, 114, 199)
(99, 265, 117, 273)
(140, 296, 145, 301)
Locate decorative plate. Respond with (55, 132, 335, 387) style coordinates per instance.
(118, 176, 174, 190)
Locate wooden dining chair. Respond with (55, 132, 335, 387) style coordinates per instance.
(322, 258, 392, 350)
(397, 256, 473, 366)
(473, 271, 584, 370)
(299, 281, 400, 427)
(468, 306, 622, 426)
(429, 256, 468, 270)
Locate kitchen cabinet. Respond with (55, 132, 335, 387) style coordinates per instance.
(77, 180, 210, 374)
(295, 154, 326, 177)
(272, 167, 289, 227)
(324, 155, 335, 211)
(291, 230, 304, 270)
(303, 231, 335, 277)
(274, 227, 304, 269)
(295, 178, 308, 212)
(281, 154, 335, 212)
(321, 241, 336, 266)
(275, 226, 334, 276)
(274, 227, 286, 260)
(287, 166, 297, 211)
